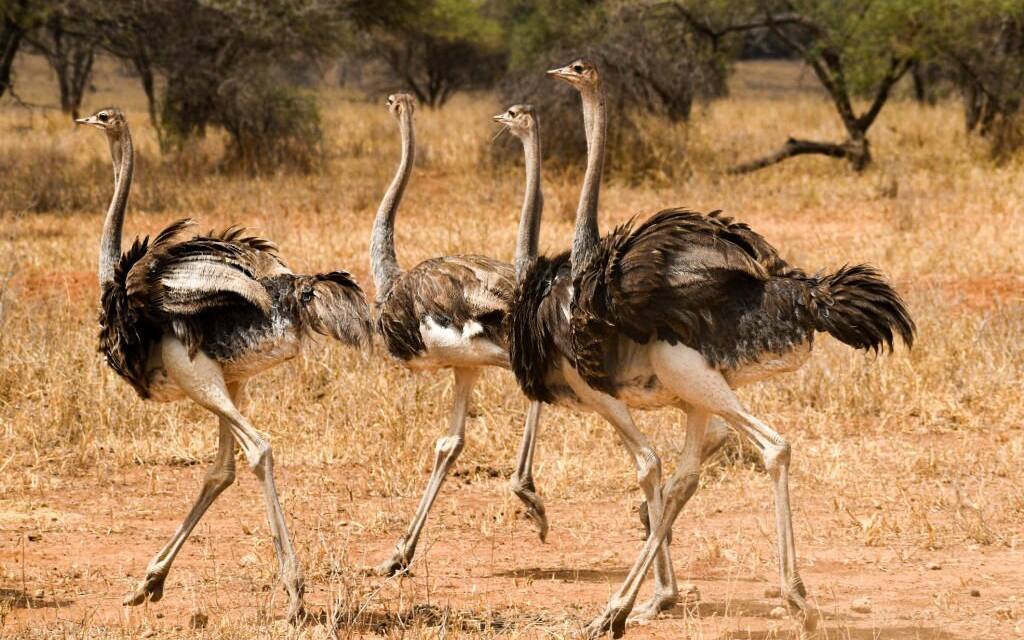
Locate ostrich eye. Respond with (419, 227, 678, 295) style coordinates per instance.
(572, 64, 584, 73)
(98, 113, 109, 122)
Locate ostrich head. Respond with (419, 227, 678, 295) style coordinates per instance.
(386, 93, 416, 119)
(75, 107, 128, 134)
(493, 104, 538, 140)
(547, 58, 600, 92)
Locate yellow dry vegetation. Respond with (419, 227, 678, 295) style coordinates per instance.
(0, 56, 1021, 639)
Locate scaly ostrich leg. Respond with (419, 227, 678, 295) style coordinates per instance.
(510, 400, 548, 541)
(376, 367, 480, 575)
(161, 337, 305, 622)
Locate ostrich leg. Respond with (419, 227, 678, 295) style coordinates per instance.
(376, 367, 480, 576)
(510, 400, 548, 541)
(584, 407, 708, 639)
(727, 408, 817, 630)
(161, 337, 305, 622)
(638, 416, 732, 538)
(586, 343, 816, 638)
(563, 365, 678, 620)
(122, 388, 241, 606)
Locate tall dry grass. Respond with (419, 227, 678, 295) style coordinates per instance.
(0, 57, 1022, 638)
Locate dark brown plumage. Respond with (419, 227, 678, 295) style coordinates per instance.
(99, 218, 372, 398)
(506, 251, 573, 403)
(569, 208, 916, 395)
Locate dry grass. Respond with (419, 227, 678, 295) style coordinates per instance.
(0, 57, 1022, 639)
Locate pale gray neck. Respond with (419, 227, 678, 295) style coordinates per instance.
(571, 85, 605, 279)
(513, 127, 543, 283)
(99, 125, 133, 289)
(370, 109, 414, 303)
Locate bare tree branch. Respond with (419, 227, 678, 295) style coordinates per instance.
(729, 137, 849, 174)
(857, 57, 914, 131)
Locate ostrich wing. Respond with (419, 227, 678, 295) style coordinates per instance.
(126, 223, 289, 316)
(571, 208, 773, 393)
(377, 255, 515, 361)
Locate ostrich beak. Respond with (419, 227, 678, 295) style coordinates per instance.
(75, 116, 100, 127)
(547, 65, 572, 81)
(491, 117, 510, 142)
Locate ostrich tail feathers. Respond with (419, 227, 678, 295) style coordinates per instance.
(812, 264, 915, 353)
(292, 271, 373, 354)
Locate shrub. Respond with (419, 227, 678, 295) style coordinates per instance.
(215, 73, 324, 174)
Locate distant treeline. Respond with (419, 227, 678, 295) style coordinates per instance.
(2, 0, 1022, 173)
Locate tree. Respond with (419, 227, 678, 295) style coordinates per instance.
(358, 0, 506, 107)
(673, 0, 925, 172)
(926, 0, 1024, 159)
(493, 0, 731, 174)
(0, 0, 35, 100)
(80, 0, 347, 170)
(26, 0, 96, 118)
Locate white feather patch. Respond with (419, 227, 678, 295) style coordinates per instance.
(417, 316, 505, 367)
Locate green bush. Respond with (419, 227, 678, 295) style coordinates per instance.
(215, 72, 324, 174)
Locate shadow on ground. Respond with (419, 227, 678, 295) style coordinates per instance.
(329, 603, 556, 635)
(717, 627, 958, 640)
(491, 566, 630, 583)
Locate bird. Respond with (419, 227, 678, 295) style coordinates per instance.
(75, 107, 372, 622)
(367, 94, 548, 577)
(504, 60, 915, 639)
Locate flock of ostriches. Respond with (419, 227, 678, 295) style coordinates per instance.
(74, 59, 915, 638)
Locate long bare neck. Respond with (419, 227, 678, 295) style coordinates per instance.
(370, 110, 414, 303)
(513, 127, 543, 283)
(571, 84, 605, 279)
(99, 126, 133, 289)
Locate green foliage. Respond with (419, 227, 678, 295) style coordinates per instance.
(84, 0, 345, 172)
(356, 0, 506, 107)
(217, 73, 324, 174)
(493, 1, 730, 174)
(918, 0, 1024, 158)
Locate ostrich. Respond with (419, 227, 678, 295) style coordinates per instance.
(75, 107, 372, 621)
(505, 61, 915, 638)
(368, 94, 548, 576)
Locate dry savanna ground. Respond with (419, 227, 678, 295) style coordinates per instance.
(1, 56, 1022, 639)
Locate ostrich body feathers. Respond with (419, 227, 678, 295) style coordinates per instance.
(99, 219, 371, 398)
(507, 208, 915, 404)
(375, 255, 514, 368)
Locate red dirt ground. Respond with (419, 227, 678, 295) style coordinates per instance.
(2, 464, 1021, 639)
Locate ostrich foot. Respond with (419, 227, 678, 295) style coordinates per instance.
(122, 572, 166, 606)
(512, 477, 549, 542)
(369, 549, 412, 577)
(784, 583, 819, 634)
(627, 592, 677, 623)
(583, 603, 630, 639)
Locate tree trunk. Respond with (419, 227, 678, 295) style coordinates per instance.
(0, 8, 25, 100)
(64, 46, 94, 118)
(911, 63, 927, 103)
(27, 15, 97, 118)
